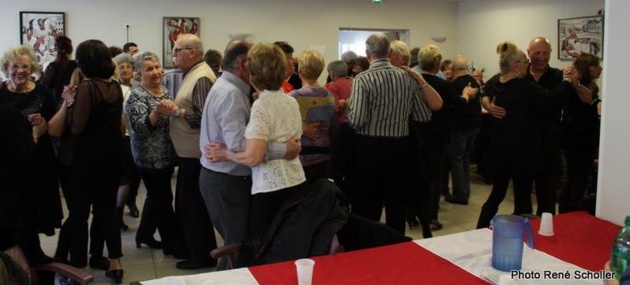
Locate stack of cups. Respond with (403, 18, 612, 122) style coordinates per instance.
(538, 212, 554, 236)
(295, 258, 315, 285)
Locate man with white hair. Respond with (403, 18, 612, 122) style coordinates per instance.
(156, 34, 218, 270)
(347, 33, 432, 234)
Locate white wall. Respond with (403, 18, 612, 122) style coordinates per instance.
(2, 0, 627, 224)
(457, 0, 605, 76)
(596, 0, 630, 225)
(0, 0, 458, 74)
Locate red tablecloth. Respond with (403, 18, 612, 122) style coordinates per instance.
(249, 241, 487, 285)
(529, 211, 621, 271)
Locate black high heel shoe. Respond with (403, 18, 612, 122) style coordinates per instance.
(129, 205, 140, 218)
(135, 237, 162, 249)
(105, 269, 124, 284)
(88, 255, 110, 271)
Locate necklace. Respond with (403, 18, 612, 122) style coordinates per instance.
(8, 81, 34, 93)
(143, 86, 164, 97)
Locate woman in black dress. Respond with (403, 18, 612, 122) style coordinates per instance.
(0, 44, 61, 236)
(559, 53, 602, 213)
(476, 41, 578, 228)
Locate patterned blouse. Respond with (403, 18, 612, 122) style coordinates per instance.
(245, 89, 306, 194)
(125, 86, 176, 170)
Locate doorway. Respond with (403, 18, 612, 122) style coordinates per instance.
(338, 28, 410, 58)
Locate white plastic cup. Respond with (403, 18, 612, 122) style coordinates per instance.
(295, 258, 315, 285)
(538, 212, 554, 236)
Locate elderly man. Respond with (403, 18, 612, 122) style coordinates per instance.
(445, 55, 481, 206)
(523, 37, 565, 216)
(347, 33, 432, 234)
(199, 40, 301, 270)
(156, 34, 218, 270)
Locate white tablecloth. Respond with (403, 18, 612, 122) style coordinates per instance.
(415, 229, 600, 284)
(140, 267, 258, 285)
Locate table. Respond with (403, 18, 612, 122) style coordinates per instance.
(529, 211, 620, 271)
(140, 212, 620, 285)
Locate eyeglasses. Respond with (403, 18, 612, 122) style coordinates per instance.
(172, 47, 192, 54)
(10, 64, 31, 70)
(517, 59, 530, 64)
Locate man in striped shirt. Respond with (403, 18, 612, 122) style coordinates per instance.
(346, 33, 432, 234)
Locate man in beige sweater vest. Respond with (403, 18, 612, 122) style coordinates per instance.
(156, 34, 218, 270)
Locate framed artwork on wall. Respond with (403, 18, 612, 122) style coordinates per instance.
(163, 17, 200, 68)
(19, 11, 65, 71)
(558, 16, 604, 60)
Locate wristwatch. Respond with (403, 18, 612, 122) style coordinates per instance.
(172, 108, 181, 118)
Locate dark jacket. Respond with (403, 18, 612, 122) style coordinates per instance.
(248, 179, 350, 265)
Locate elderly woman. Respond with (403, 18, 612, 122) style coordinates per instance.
(0, 45, 61, 236)
(559, 53, 602, 213)
(125, 52, 185, 258)
(476, 41, 578, 229)
(114, 52, 142, 224)
(288, 49, 335, 182)
(67, 39, 124, 283)
(214, 43, 306, 239)
(114, 53, 139, 89)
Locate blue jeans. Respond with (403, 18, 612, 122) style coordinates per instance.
(449, 128, 479, 202)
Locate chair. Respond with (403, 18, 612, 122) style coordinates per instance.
(2, 246, 93, 285)
(211, 179, 349, 269)
(210, 234, 344, 270)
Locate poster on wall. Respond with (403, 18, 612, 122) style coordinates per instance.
(20, 11, 65, 73)
(163, 17, 200, 69)
(558, 16, 603, 60)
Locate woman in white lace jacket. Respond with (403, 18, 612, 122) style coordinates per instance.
(218, 43, 306, 238)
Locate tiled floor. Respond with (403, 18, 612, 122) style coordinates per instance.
(39, 165, 528, 284)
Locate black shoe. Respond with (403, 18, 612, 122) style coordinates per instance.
(176, 258, 217, 270)
(88, 256, 110, 271)
(129, 205, 140, 218)
(105, 269, 124, 284)
(163, 246, 190, 259)
(135, 236, 162, 249)
(430, 219, 444, 231)
(445, 197, 468, 205)
(407, 219, 420, 229)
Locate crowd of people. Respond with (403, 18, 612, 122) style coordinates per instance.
(0, 32, 602, 284)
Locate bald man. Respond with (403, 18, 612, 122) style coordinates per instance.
(157, 34, 218, 270)
(523, 37, 565, 216)
(445, 55, 481, 206)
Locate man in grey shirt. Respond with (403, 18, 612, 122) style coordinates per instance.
(199, 40, 300, 270)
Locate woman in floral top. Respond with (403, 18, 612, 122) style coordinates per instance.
(125, 52, 183, 258)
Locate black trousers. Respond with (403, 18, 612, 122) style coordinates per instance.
(248, 183, 304, 239)
(351, 135, 409, 234)
(477, 167, 533, 229)
(175, 157, 217, 262)
(559, 149, 595, 213)
(330, 123, 356, 199)
(64, 142, 123, 267)
(137, 167, 180, 250)
(421, 134, 448, 221)
(532, 134, 561, 215)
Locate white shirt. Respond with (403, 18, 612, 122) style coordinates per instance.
(245, 89, 305, 194)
